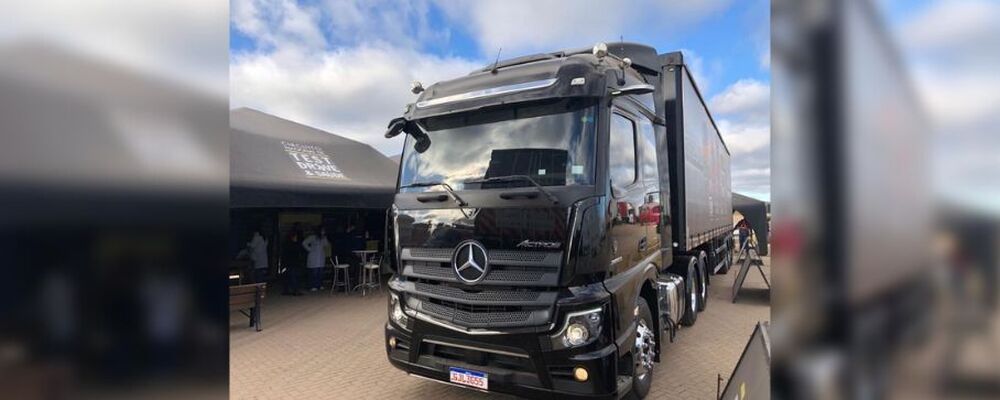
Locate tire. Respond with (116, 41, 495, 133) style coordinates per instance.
(718, 251, 731, 274)
(627, 299, 656, 400)
(679, 257, 698, 326)
(697, 251, 708, 312)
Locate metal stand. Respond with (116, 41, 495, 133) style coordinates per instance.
(731, 236, 770, 303)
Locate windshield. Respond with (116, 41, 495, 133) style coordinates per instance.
(399, 98, 598, 192)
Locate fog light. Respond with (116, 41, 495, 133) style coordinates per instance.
(388, 336, 397, 348)
(573, 366, 589, 382)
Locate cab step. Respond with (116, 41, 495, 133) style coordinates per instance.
(616, 375, 633, 399)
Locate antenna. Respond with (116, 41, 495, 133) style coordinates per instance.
(490, 47, 502, 74)
(617, 35, 626, 85)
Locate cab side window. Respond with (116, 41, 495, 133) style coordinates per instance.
(609, 113, 637, 195)
(638, 117, 658, 185)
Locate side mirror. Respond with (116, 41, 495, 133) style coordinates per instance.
(384, 118, 407, 138)
(611, 83, 655, 97)
(413, 135, 431, 153)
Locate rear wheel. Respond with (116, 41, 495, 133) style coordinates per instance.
(627, 299, 656, 399)
(679, 257, 699, 326)
(718, 250, 731, 274)
(697, 251, 709, 311)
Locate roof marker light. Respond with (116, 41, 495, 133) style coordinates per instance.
(592, 42, 608, 59)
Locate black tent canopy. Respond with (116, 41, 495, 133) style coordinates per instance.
(733, 193, 770, 255)
(230, 108, 398, 208)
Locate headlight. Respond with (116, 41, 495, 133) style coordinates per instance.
(553, 307, 603, 349)
(389, 293, 409, 328)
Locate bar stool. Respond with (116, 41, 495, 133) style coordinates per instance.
(361, 254, 382, 296)
(330, 256, 352, 294)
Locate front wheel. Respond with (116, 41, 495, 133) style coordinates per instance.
(627, 299, 656, 399)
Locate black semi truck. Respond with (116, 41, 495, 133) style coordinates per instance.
(383, 42, 732, 399)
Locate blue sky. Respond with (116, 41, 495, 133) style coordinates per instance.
(231, 1, 771, 89)
(230, 0, 772, 200)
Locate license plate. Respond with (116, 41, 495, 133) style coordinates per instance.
(449, 367, 488, 390)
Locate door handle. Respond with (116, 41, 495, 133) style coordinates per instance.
(416, 194, 448, 203)
(499, 190, 539, 200)
(638, 237, 648, 252)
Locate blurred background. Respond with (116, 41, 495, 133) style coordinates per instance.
(0, 1, 228, 398)
(772, 0, 999, 398)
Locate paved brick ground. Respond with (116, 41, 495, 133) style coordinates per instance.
(231, 258, 770, 399)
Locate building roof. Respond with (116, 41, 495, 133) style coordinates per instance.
(230, 108, 398, 208)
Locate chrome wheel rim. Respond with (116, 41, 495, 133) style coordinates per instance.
(634, 317, 655, 379)
(689, 270, 698, 313)
(700, 267, 707, 300)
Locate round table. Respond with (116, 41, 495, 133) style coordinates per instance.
(352, 250, 379, 292)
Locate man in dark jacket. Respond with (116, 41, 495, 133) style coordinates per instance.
(281, 223, 305, 296)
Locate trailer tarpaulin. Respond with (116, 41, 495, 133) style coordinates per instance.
(230, 108, 398, 208)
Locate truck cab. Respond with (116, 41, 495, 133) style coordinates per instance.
(384, 42, 731, 399)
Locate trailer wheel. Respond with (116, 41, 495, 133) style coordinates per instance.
(697, 251, 709, 312)
(626, 298, 655, 399)
(718, 251, 731, 274)
(679, 257, 698, 326)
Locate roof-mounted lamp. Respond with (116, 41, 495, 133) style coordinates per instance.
(592, 42, 608, 59)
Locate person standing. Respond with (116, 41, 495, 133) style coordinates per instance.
(736, 218, 751, 251)
(302, 227, 331, 291)
(282, 223, 305, 296)
(246, 230, 269, 283)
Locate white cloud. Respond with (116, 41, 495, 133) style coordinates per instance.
(710, 79, 769, 122)
(896, 0, 1000, 211)
(717, 119, 770, 156)
(232, 0, 327, 50)
(709, 79, 771, 196)
(900, 0, 1000, 53)
(229, 0, 767, 185)
(0, 0, 228, 95)
(230, 0, 482, 155)
(678, 48, 723, 95)
(231, 44, 481, 155)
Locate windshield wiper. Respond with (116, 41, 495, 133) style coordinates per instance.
(464, 175, 560, 205)
(399, 181, 468, 206)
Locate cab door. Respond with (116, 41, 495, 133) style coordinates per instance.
(607, 110, 646, 275)
(636, 115, 663, 257)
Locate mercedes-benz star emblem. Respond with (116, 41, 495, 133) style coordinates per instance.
(453, 241, 489, 284)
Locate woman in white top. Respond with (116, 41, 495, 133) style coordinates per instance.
(302, 227, 331, 291)
(247, 231, 269, 283)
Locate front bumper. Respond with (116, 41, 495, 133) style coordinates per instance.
(385, 320, 621, 400)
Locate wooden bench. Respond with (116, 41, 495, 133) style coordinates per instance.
(230, 283, 266, 331)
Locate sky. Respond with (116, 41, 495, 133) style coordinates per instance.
(229, 0, 773, 201)
(879, 0, 1000, 212)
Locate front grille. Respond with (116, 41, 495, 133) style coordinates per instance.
(407, 248, 452, 259)
(409, 262, 555, 285)
(409, 261, 453, 279)
(485, 268, 549, 282)
(421, 300, 534, 326)
(420, 341, 534, 372)
(413, 282, 544, 303)
(489, 250, 549, 263)
(400, 247, 562, 328)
